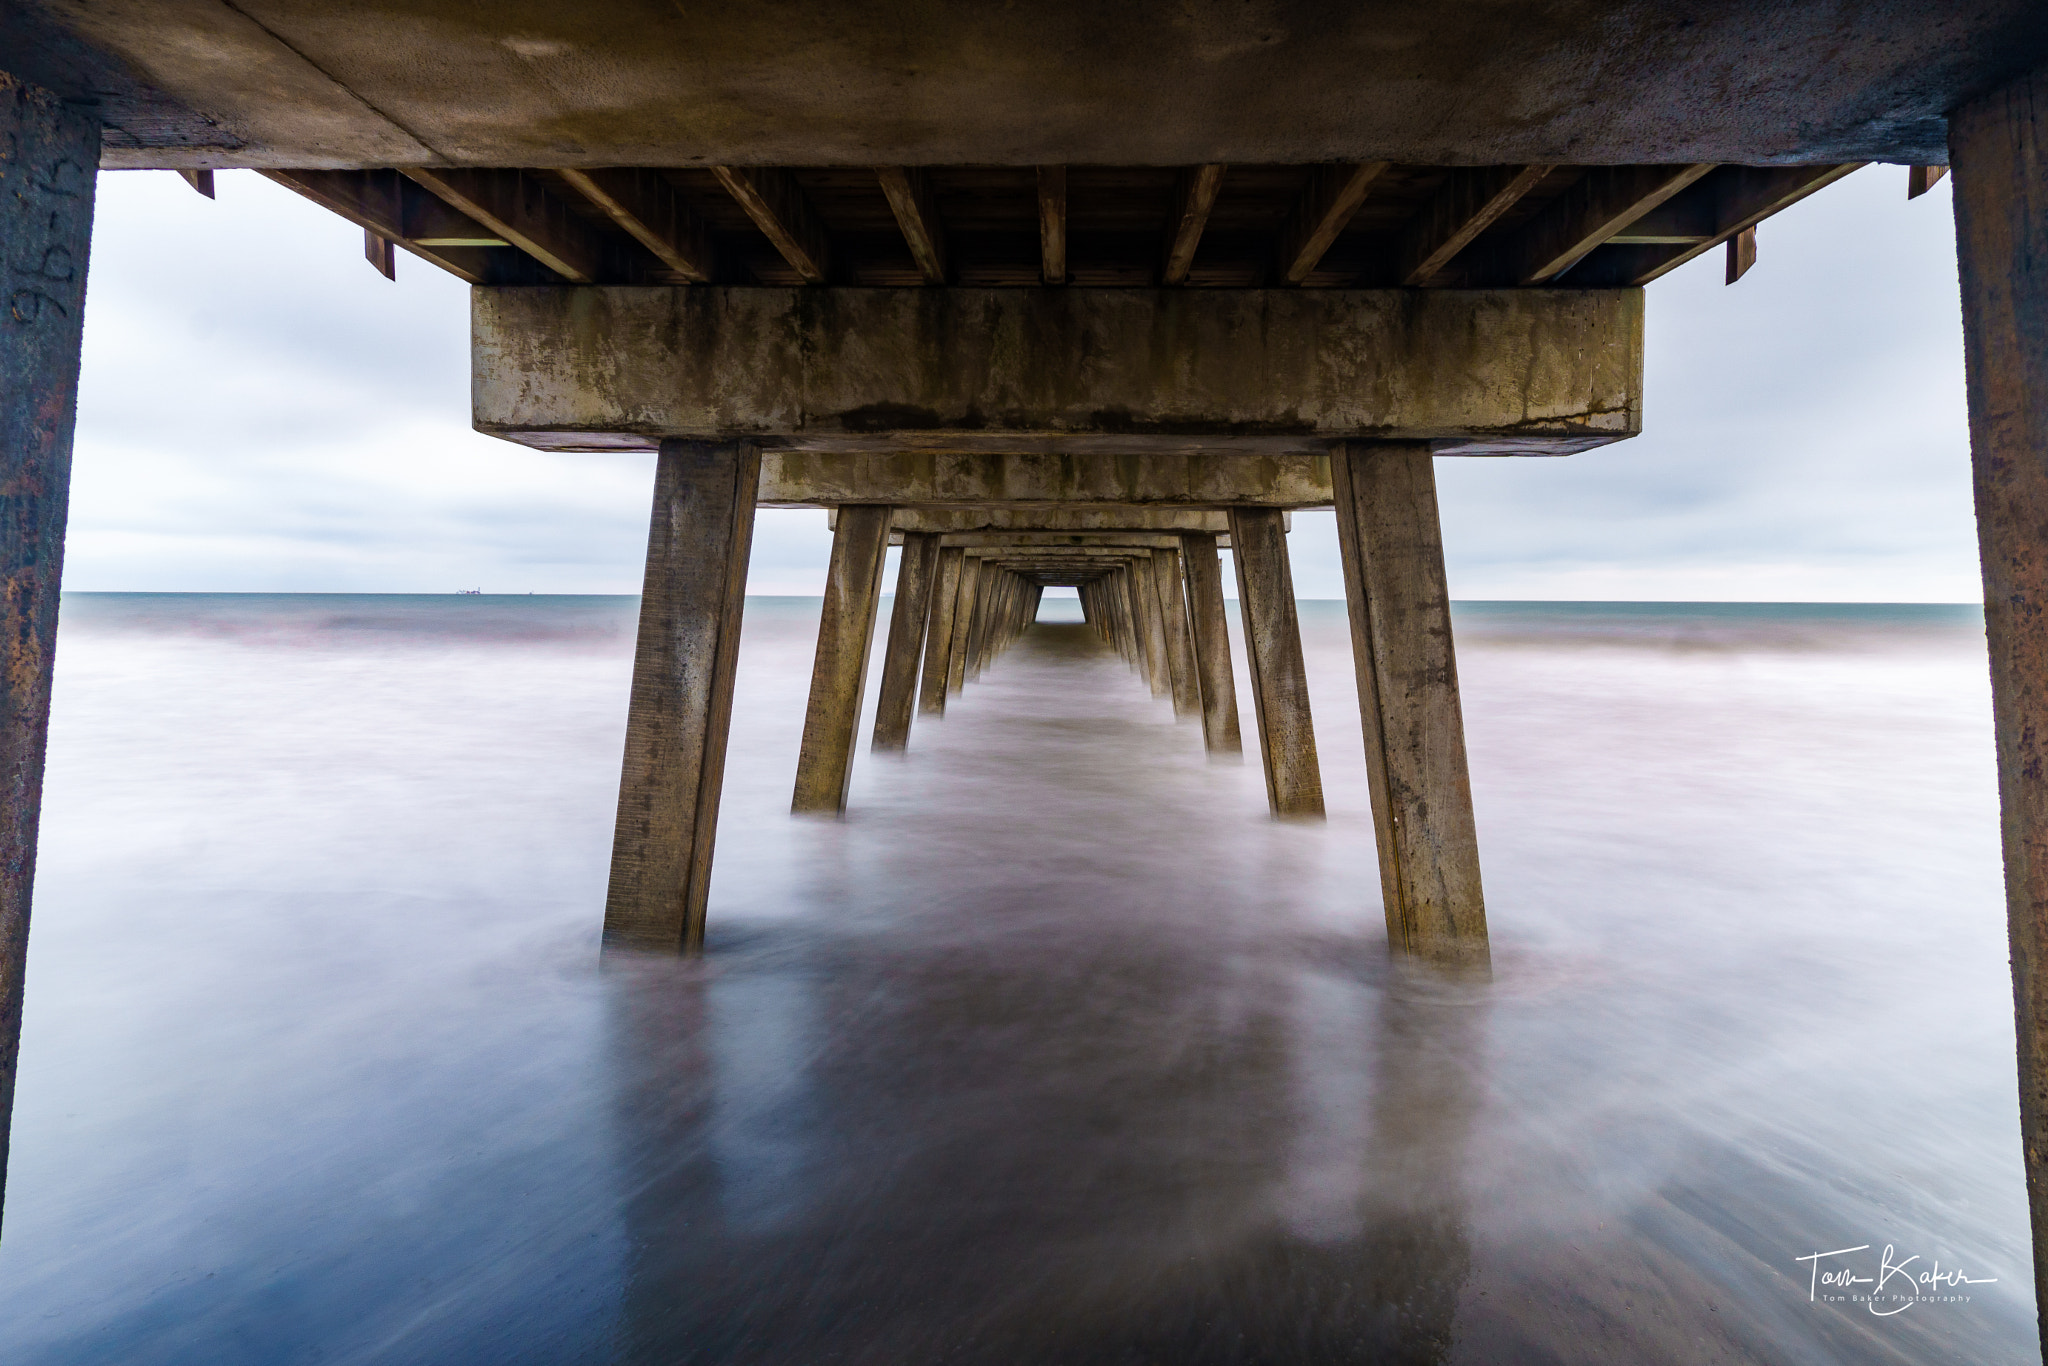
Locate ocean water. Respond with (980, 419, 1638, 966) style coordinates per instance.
(0, 593, 2029, 1364)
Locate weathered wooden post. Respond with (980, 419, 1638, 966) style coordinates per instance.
(1228, 508, 1324, 817)
(0, 73, 96, 1227)
(1952, 57, 2048, 1341)
(1151, 548, 1201, 720)
(918, 545, 964, 717)
(872, 530, 939, 750)
(604, 440, 762, 951)
(1330, 442, 1488, 965)
(792, 504, 892, 812)
(946, 554, 981, 695)
(1180, 531, 1244, 754)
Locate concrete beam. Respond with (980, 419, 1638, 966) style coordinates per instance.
(473, 287, 1643, 456)
(764, 451, 1333, 507)
(884, 508, 1244, 534)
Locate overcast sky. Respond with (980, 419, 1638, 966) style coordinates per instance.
(64, 165, 1974, 600)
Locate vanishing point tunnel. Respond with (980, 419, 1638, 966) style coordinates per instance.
(7, 1, 2048, 1351)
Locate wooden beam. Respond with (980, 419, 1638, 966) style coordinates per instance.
(1037, 165, 1067, 284)
(1569, 163, 1862, 286)
(1910, 164, 1950, 199)
(402, 167, 608, 282)
(1280, 161, 1392, 284)
(261, 168, 512, 284)
(558, 168, 716, 282)
(363, 228, 395, 280)
(1724, 225, 1757, 284)
(1163, 164, 1226, 285)
(875, 167, 947, 284)
(1489, 163, 1716, 284)
(1397, 165, 1551, 285)
(177, 168, 214, 199)
(711, 166, 831, 283)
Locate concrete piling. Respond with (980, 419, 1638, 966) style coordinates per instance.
(0, 73, 96, 1226)
(1228, 508, 1325, 818)
(918, 545, 964, 717)
(1152, 548, 1202, 720)
(604, 440, 762, 951)
(873, 530, 940, 750)
(793, 504, 892, 812)
(1330, 442, 1488, 966)
(946, 554, 981, 696)
(1180, 531, 1244, 754)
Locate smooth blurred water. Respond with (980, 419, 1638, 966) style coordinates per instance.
(0, 594, 2029, 1364)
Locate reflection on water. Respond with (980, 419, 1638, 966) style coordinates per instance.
(0, 595, 2032, 1363)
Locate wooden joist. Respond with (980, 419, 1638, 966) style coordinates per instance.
(712, 165, 831, 283)
(402, 167, 609, 282)
(1037, 165, 1067, 284)
(1488, 163, 1716, 284)
(1397, 165, 1551, 285)
(1280, 162, 1391, 284)
(1909, 164, 1949, 199)
(1570, 163, 1863, 286)
(262, 168, 517, 283)
(1163, 164, 1225, 285)
(875, 167, 947, 284)
(559, 168, 717, 282)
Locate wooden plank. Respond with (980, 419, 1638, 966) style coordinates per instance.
(363, 228, 395, 280)
(602, 440, 761, 953)
(402, 167, 608, 281)
(875, 167, 947, 284)
(793, 505, 892, 812)
(1163, 164, 1226, 285)
(177, 168, 214, 199)
(712, 165, 831, 283)
(1037, 165, 1067, 283)
(1951, 60, 2048, 1340)
(0, 76, 97, 1220)
(872, 531, 940, 749)
(261, 169, 507, 283)
(1724, 225, 1757, 284)
(1909, 164, 1949, 199)
(1330, 441, 1487, 966)
(1179, 532, 1242, 754)
(1572, 163, 1862, 286)
(1490, 163, 1716, 284)
(918, 546, 965, 717)
(1227, 508, 1324, 816)
(559, 167, 717, 282)
(1280, 161, 1392, 284)
(1397, 164, 1551, 285)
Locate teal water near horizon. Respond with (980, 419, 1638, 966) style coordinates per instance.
(0, 594, 2026, 1364)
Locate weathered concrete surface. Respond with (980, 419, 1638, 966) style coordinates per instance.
(1953, 56, 2048, 1346)
(764, 451, 1336, 507)
(946, 555, 981, 696)
(792, 505, 890, 812)
(1331, 443, 1489, 968)
(887, 509, 1236, 534)
(872, 530, 938, 751)
(0, 72, 94, 1230)
(1180, 532, 1243, 755)
(1230, 508, 1325, 818)
(603, 440, 759, 952)
(474, 288, 1643, 457)
(917, 546, 964, 718)
(12, 3, 2045, 167)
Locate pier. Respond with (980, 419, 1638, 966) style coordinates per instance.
(5, 2, 2048, 1348)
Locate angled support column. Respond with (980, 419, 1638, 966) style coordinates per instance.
(946, 554, 981, 695)
(1953, 58, 2048, 1341)
(604, 439, 761, 951)
(873, 530, 940, 750)
(1151, 548, 1201, 719)
(1228, 508, 1324, 817)
(793, 504, 892, 812)
(1180, 532, 1244, 754)
(965, 564, 995, 680)
(918, 545, 964, 717)
(1135, 554, 1171, 698)
(0, 75, 96, 1225)
(1330, 442, 1488, 966)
